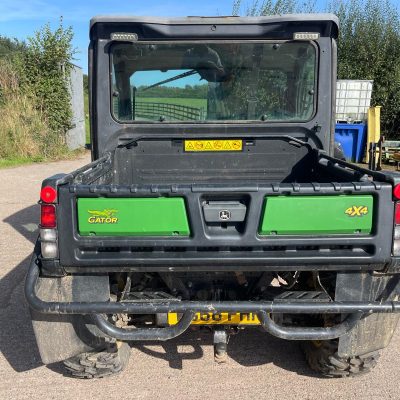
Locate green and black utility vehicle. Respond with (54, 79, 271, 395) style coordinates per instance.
(26, 14, 400, 378)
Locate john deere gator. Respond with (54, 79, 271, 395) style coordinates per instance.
(25, 14, 400, 378)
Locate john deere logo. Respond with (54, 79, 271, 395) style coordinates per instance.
(88, 209, 118, 224)
(345, 206, 369, 217)
(219, 210, 231, 221)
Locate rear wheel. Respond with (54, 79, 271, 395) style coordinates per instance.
(63, 342, 131, 379)
(302, 340, 380, 378)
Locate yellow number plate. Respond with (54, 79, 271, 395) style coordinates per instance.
(168, 312, 260, 325)
(184, 139, 243, 152)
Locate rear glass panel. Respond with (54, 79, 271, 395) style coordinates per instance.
(111, 41, 317, 123)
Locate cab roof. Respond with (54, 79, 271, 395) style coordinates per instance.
(90, 13, 339, 40)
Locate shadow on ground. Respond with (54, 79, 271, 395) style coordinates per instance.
(132, 327, 316, 377)
(1, 204, 43, 372)
(1, 204, 316, 377)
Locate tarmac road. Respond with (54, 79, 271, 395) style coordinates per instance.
(0, 154, 399, 400)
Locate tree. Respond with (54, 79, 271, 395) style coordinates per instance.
(19, 19, 76, 135)
(330, 0, 400, 137)
(0, 36, 26, 58)
(83, 73, 89, 95)
(233, 0, 316, 16)
(233, 0, 400, 138)
(0, 20, 77, 160)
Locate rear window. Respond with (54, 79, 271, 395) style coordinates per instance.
(111, 41, 317, 123)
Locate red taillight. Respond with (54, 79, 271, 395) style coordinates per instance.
(41, 204, 56, 228)
(394, 184, 400, 200)
(40, 186, 57, 203)
(395, 203, 400, 225)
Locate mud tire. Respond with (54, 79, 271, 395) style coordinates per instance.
(63, 342, 131, 379)
(302, 340, 380, 378)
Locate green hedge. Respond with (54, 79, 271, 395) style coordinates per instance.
(0, 20, 75, 162)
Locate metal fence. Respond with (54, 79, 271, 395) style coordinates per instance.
(135, 101, 205, 121)
(66, 64, 85, 150)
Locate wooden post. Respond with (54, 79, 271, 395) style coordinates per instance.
(366, 106, 381, 164)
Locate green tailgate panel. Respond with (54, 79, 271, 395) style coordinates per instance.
(260, 195, 373, 235)
(77, 198, 190, 236)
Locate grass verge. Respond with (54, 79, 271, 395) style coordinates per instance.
(0, 157, 43, 169)
(136, 97, 207, 109)
(0, 148, 87, 169)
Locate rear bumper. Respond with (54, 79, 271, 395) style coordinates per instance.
(26, 251, 400, 342)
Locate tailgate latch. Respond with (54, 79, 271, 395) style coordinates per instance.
(203, 201, 247, 222)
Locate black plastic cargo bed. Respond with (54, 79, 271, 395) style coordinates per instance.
(48, 141, 396, 273)
(80, 136, 363, 186)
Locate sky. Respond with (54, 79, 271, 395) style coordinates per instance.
(1, 0, 372, 73)
(0, 0, 237, 72)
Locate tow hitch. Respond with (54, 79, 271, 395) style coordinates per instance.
(213, 327, 229, 363)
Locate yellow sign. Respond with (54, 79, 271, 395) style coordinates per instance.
(184, 139, 243, 152)
(345, 206, 369, 217)
(168, 312, 260, 325)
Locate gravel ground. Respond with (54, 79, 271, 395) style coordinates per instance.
(1, 153, 399, 400)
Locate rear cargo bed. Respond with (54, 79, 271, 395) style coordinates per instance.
(53, 143, 395, 272)
(78, 137, 361, 186)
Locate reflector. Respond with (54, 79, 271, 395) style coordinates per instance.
(40, 186, 57, 203)
(41, 204, 56, 228)
(393, 184, 400, 200)
(395, 203, 400, 225)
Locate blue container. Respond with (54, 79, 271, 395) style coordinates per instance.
(334, 123, 367, 163)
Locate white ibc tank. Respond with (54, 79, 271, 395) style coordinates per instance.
(336, 80, 373, 123)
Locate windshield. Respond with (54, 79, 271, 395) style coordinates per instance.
(111, 41, 317, 123)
